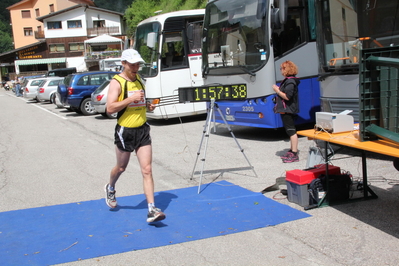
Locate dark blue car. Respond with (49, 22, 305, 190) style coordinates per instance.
(57, 71, 119, 115)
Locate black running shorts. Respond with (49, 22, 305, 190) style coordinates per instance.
(281, 113, 297, 137)
(114, 123, 151, 152)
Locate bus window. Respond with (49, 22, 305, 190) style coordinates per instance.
(135, 22, 161, 78)
(161, 32, 187, 69)
(272, 0, 314, 57)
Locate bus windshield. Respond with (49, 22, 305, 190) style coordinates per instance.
(318, 0, 399, 72)
(202, 0, 269, 75)
(104, 60, 120, 68)
(135, 22, 161, 78)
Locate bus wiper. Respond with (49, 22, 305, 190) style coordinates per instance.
(238, 65, 256, 77)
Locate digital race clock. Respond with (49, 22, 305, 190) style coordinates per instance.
(178, 84, 247, 102)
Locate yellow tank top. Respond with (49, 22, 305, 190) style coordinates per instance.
(113, 74, 147, 128)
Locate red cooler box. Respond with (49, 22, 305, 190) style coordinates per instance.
(286, 165, 341, 207)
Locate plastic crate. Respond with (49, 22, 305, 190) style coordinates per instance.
(286, 181, 310, 207)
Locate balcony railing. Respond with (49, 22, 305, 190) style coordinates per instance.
(85, 50, 122, 60)
(86, 26, 120, 36)
(34, 30, 45, 39)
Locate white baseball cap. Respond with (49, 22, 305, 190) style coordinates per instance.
(121, 49, 145, 64)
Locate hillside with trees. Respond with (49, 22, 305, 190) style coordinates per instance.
(93, 0, 133, 13)
(124, 0, 207, 35)
(0, 0, 19, 53)
(95, 0, 207, 36)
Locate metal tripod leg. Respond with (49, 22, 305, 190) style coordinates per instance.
(192, 100, 257, 194)
(191, 100, 215, 193)
(214, 104, 258, 178)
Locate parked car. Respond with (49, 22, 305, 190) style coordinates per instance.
(23, 77, 48, 101)
(91, 80, 117, 119)
(57, 71, 119, 115)
(36, 77, 64, 103)
(54, 93, 68, 109)
(46, 67, 76, 77)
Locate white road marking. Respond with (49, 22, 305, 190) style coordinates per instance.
(32, 103, 68, 120)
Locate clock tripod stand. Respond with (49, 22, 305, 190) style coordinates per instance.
(191, 99, 258, 193)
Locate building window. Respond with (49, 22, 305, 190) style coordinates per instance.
(21, 10, 31, 18)
(69, 43, 84, 51)
(93, 20, 105, 28)
(24, 27, 33, 36)
(49, 4, 54, 13)
(49, 44, 65, 53)
(48, 21, 62, 30)
(35, 8, 40, 17)
(67, 20, 82, 29)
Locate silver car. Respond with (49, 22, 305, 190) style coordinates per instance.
(91, 80, 117, 119)
(23, 78, 47, 101)
(36, 77, 64, 103)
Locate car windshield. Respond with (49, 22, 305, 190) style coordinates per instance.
(93, 80, 110, 94)
(30, 80, 44, 86)
(48, 79, 63, 86)
(63, 75, 73, 86)
(21, 79, 29, 87)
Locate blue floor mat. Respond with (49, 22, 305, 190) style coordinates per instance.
(0, 181, 310, 265)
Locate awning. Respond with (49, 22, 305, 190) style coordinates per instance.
(15, 57, 66, 66)
(84, 34, 122, 44)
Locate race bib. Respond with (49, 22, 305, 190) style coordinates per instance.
(128, 90, 146, 108)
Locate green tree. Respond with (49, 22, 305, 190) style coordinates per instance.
(0, 0, 19, 53)
(0, 30, 14, 52)
(91, 0, 132, 13)
(125, 0, 160, 36)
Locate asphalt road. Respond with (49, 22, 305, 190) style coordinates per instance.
(1, 88, 399, 265)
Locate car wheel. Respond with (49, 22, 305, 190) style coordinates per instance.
(80, 98, 97, 115)
(50, 93, 56, 104)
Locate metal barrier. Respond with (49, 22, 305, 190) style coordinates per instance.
(359, 46, 399, 141)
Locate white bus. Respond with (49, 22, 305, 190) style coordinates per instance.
(315, 0, 399, 122)
(198, 0, 320, 128)
(99, 58, 122, 71)
(133, 9, 206, 119)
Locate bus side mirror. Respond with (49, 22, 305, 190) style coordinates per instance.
(271, 0, 288, 29)
(187, 24, 193, 41)
(279, 0, 288, 24)
(256, 0, 267, 19)
(147, 32, 157, 49)
(271, 8, 281, 29)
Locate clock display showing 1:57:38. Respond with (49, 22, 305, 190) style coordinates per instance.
(192, 84, 247, 102)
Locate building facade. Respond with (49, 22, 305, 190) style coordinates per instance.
(7, 0, 94, 49)
(1, 0, 126, 81)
